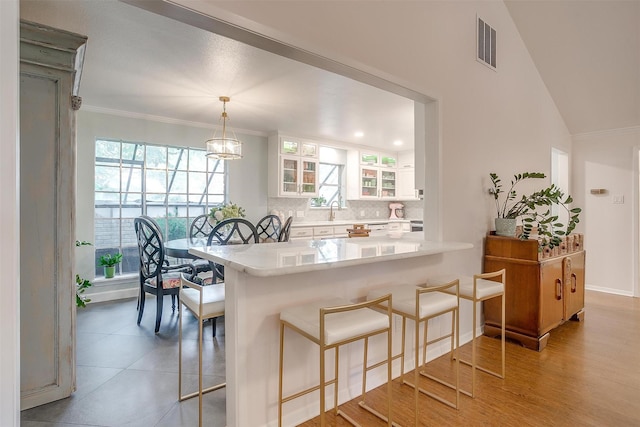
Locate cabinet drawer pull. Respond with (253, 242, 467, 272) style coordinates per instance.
(571, 273, 577, 293)
(555, 279, 562, 300)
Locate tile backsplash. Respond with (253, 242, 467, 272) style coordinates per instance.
(268, 198, 423, 222)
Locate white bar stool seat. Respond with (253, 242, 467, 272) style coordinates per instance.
(178, 275, 226, 427)
(279, 295, 393, 427)
(367, 280, 460, 425)
(426, 269, 506, 398)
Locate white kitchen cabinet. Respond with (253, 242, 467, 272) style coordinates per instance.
(397, 166, 418, 200)
(289, 227, 314, 241)
(280, 137, 318, 158)
(347, 149, 398, 200)
(396, 150, 419, 200)
(359, 166, 397, 199)
(313, 226, 334, 238)
(278, 155, 318, 197)
(269, 134, 319, 198)
(360, 151, 398, 168)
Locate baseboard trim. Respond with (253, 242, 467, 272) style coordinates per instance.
(86, 288, 138, 304)
(586, 285, 634, 297)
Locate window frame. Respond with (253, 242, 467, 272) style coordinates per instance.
(94, 138, 226, 278)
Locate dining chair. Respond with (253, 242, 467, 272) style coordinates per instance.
(256, 214, 282, 243)
(189, 214, 213, 240)
(189, 214, 214, 274)
(134, 215, 196, 333)
(277, 216, 293, 242)
(204, 218, 259, 334)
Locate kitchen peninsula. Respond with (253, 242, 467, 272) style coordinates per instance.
(189, 234, 472, 426)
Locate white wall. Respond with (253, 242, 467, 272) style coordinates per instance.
(573, 128, 640, 296)
(0, 1, 20, 425)
(175, 0, 573, 276)
(76, 110, 268, 282)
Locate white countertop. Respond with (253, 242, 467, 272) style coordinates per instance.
(189, 233, 472, 277)
(290, 218, 416, 227)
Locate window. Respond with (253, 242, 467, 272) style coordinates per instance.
(311, 162, 345, 207)
(94, 139, 225, 277)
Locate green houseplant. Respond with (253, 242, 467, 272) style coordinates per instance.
(489, 172, 581, 248)
(99, 252, 123, 279)
(76, 240, 93, 308)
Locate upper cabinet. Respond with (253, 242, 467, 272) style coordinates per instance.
(347, 150, 399, 200)
(359, 151, 398, 168)
(397, 150, 419, 200)
(268, 134, 319, 198)
(281, 138, 318, 158)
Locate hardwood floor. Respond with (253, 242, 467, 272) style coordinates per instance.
(299, 291, 640, 426)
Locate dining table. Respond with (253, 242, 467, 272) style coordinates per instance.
(164, 237, 209, 259)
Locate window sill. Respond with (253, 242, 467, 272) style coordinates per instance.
(93, 273, 137, 287)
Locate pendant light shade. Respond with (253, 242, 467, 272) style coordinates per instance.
(205, 96, 243, 159)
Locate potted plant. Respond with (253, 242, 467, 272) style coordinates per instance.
(489, 172, 581, 248)
(208, 202, 246, 225)
(99, 252, 123, 279)
(76, 240, 93, 307)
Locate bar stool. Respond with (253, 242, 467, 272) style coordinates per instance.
(178, 275, 226, 427)
(426, 269, 506, 397)
(278, 294, 393, 427)
(367, 279, 460, 424)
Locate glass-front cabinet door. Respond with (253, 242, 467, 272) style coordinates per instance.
(360, 166, 379, 198)
(380, 169, 396, 198)
(360, 151, 397, 168)
(280, 155, 299, 196)
(300, 159, 317, 195)
(359, 167, 396, 198)
(280, 155, 318, 196)
(281, 138, 318, 158)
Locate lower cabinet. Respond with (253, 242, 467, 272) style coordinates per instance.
(483, 235, 585, 351)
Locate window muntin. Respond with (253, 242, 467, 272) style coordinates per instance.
(312, 162, 345, 208)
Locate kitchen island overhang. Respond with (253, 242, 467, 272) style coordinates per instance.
(189, 234, 473, 427)
(189, 233, 473, 277)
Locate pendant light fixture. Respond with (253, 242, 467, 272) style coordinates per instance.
(205, 96, 243, 159)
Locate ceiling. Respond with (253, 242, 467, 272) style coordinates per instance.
(505, 0, 640, 136)
(20, 0, 640, 146)
(20, 0, 415, 151)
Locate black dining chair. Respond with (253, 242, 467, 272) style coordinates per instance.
(189, 214, 214, 274)
(189, 214, 213, 240)
(278, 216, 294, 242)
(256, 214, 282, 243)
(206, 218, 259, 281)
(134, 215, 196, 333)
(204, 217, 258, 335)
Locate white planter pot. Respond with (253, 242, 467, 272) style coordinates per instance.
(495, 218, 517, 237)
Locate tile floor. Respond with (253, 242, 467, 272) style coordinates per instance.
(21, 296, 226, 427)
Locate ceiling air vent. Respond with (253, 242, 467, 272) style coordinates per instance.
(477, 16, 496, 70)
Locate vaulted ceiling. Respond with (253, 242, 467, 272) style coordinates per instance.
(506, 0, 640, 136)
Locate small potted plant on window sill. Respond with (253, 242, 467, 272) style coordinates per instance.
(489, 172, 581, 248)
(99, 252, 123, 279)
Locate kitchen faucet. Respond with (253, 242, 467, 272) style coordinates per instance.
(329, 200, 340, 221)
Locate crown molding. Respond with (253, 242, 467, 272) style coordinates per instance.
(81, 104, 268, 137)
(573, 125, 640, 141)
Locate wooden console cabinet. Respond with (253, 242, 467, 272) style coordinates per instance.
(483, 234, 585, 351)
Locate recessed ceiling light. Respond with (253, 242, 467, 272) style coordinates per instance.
(354, 131, 364, 138)
(393, 140, 403, 146)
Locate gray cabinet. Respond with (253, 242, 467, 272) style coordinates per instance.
(20, 20, 86, 410)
